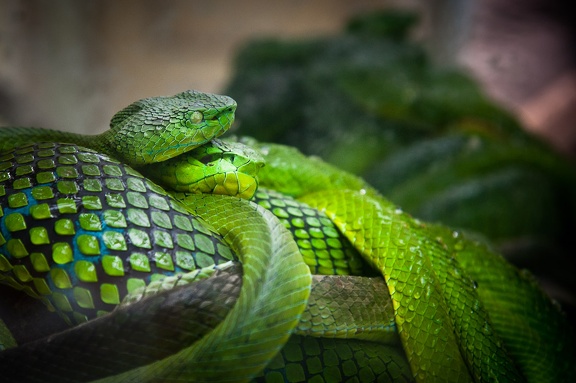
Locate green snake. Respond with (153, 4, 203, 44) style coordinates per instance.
(0, 90, 574, 382)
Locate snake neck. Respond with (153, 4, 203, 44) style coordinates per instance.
(0, 127, 106, 154)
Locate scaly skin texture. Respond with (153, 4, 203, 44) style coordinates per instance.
(146, 138, 265, 198)
(300, 191, 514, 382)
(258, 275, 409, 382)
(0, 90, 575, 382)
(254, 141, 576, 383)
(86, 194, 310, 383)
(0, 142, 236, 327)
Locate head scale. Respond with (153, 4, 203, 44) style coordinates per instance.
(101, 90, 237, 167)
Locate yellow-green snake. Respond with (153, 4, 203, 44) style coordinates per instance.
(0, 90, 574, 382)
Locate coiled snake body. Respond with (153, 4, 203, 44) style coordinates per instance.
(0, 91, 573, 382)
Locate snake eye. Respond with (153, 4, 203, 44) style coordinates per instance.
(191, 111, 203, 124)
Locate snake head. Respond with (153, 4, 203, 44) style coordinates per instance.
(144, 138, 266, 199)
(103, 90, 237, 167)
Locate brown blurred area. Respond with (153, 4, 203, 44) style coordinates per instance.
(457, 0, 576, 155)
(0, 0, 575, 156)
(0, 0, 395, 132)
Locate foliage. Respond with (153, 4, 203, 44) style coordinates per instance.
(225, 10, 576, 307)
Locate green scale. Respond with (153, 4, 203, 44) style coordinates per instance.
(0, 142, 235, 326)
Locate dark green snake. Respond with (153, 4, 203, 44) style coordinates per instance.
(0, 91, 574, 382)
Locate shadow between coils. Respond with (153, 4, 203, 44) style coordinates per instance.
(0, 263, 243, 383)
